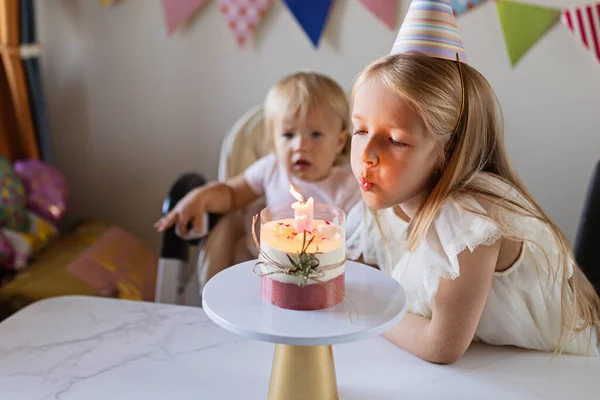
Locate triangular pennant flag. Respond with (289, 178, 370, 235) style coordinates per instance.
(450, 0, 486, 17)
(496, 0, 560, 66)
(162, 0, 210, 35)
(359, 0, 398, 30)
(217, 0, 272, 47)
(283, 0, 334, 47)
(562, 3, 600, 65)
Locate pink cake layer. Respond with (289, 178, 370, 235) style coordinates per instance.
(260, 273, 345, 311)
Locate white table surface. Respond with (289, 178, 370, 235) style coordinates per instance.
(202, 261, 407, 346)
(0, 296, 598, 400)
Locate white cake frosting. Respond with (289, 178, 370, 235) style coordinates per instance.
(259, 219, 346, 285)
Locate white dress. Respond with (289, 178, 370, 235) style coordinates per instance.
(346, 173, 599, 356)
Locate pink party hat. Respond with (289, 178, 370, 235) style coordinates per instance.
(391, 0, 467, 63)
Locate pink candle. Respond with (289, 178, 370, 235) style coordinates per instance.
(290, 184, 314, 233)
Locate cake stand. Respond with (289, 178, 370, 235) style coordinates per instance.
(202, 260, 407, 400)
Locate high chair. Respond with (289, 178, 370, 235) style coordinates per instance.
(155, 104, 269, 305)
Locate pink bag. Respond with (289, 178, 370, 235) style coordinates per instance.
(66, 226, 158, 301)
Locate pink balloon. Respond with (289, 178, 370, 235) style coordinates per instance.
(13, 160, 69, 225)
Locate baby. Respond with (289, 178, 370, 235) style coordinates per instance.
(155, 71, 362, 290)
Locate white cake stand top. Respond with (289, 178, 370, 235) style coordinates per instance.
(202, 261, 407, 346)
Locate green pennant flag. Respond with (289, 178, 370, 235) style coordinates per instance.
(496, 0, 561, 66)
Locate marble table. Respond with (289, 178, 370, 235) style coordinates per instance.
(0, 296, 599, 399)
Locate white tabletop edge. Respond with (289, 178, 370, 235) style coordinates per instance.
(203, 297, 408, 346)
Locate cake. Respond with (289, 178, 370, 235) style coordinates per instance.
(259, 218, 345, 311)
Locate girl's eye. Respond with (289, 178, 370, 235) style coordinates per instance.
(389, 138, 407, 148)
(283, 132, 294, 139)
(311, 131, 323, 138)
(352, 130, 367, 135)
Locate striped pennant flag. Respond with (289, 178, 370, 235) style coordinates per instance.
(562, 3, 600, 64)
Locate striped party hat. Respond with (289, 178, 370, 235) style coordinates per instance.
(391, 0, 467, 63)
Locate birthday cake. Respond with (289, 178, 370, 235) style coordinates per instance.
(258, 217, 346, 311)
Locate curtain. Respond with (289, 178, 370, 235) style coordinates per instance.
(0, 0, 51, 163)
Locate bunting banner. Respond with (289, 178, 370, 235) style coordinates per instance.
(283, 0, 334, 47)
(450, 0, 486, 17)
(100, 0, 600, 68)
(217, 0, 272, 47)
(496, 0, 561, 66)
(561, 3, 600, 65)
(162, 0, 210, 35)
(359, 0, 398, 30)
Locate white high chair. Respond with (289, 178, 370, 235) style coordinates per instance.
(155, 104, 270, 306)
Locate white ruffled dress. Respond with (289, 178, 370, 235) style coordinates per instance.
(346, 173, 599, 356)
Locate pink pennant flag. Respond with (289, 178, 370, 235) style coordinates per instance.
(162, 0, 210, 35)
(359, 0, 398, 30)
(562, 3, 600, 64)
(217, 0, 272, 47)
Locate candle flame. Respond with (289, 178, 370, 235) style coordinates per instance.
(289, 183, 304, 203)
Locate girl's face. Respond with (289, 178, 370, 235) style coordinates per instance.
(273, 106, 347, 182)
(351, 78, 441, 212)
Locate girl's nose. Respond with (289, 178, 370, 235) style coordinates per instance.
(361, 136, 379, 166)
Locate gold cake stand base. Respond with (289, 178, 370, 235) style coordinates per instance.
(267, 344, 338, 400)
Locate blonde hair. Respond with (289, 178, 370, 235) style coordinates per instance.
(264, 71, 350, 165)
(352, 51, 600, 352)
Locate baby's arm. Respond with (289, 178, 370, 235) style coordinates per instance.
(382, 239, 500, 364)
(154, 174, 258, 236)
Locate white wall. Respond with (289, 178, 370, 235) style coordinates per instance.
(37, 0, 600, 251)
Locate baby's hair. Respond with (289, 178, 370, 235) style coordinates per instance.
(352, 51, 600, 353)
(263, 71, 350, 165)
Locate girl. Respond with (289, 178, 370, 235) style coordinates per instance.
(346, 0, 600, 363)
(156, 71, 362, 289)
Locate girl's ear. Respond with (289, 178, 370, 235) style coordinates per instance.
(337, 129, 349, 154)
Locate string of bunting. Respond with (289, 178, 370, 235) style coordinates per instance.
(452, 0, 600, 67)
(100, 0, 600, 68)
(103, 0, 399, 47)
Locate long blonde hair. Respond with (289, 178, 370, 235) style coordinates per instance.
(352, 52, 600, 351)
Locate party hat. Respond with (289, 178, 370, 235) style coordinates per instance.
(391, 0, 467, 63)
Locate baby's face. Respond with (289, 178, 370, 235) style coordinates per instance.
(350, 78, 440, 211)
(272, 106, 347, 182)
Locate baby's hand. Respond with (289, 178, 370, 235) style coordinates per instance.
(154, 187, 205, 236)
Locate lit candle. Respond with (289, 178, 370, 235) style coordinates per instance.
(290, 184, 314, 233)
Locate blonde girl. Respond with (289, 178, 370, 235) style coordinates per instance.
(346, 0, 600, 363)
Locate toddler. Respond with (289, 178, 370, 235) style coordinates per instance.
(156, 71, 362, 290)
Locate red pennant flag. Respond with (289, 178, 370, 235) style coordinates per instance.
(217, 0, 272, 47)
(162, 0, 210, 35)
(562, 3, 600, 64)
(359, 0, 398, 30)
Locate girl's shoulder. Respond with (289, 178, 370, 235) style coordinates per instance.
(417, 173, 525, 295)
(434, 172, 523, 256)
(432, 172, 569, 276)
